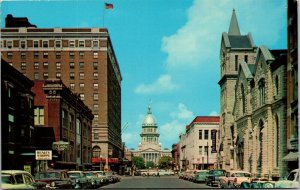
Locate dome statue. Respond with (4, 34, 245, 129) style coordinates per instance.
(142, 105, 157, 127)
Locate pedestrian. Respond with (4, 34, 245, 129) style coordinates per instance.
(157, 171, 160, 177)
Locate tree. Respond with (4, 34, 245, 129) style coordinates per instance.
(145, 161, 155, 169)
(158, 156, 172, 169)
(132, 156, 145, 169)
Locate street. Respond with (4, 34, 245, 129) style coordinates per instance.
(101, 175, 217, 189)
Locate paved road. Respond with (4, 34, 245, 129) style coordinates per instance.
(101, 175, 217, 189)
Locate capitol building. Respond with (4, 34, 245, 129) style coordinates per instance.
(132, 106, 171, 164)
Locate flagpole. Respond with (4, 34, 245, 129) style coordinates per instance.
(102, 0, 105, 27)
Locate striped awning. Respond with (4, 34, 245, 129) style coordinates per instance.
(283, 152, 298, 161)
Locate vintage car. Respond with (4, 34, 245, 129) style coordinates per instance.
(83, 171, 101, 188)
(1, 170, 47, 189)
(205, 169, 226, 187)
(93, 171, 109, 185)
(67, 171, 91, 189)
(240, 180, 275, 188)
(158, 169, 175, 176)
(219, 170, 251, 188)
(35, 170, 73, 189)
(275, 169, 299, 188)
(193, 170, 209, 183)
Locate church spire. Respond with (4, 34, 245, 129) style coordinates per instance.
(228, 9, 241, 35)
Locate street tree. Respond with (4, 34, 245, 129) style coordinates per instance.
(132, 156, 145, 169)
(158, 156, 172, 169)
(145, 161, 155, 169)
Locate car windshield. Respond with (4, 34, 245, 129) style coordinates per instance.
(1, 175, 14, 184)
(213, 170, 225, 175)
(85, 173, 94, 177)
(235, 173, 251, 177)
(36, 172, 60, 179)
(68, 173, 81, 178)
(287, 171, 297, 181)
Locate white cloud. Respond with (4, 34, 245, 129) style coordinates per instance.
(135, 74, 179, 94)
(170, 103, 195, 120)
(209, 110, 219, 116)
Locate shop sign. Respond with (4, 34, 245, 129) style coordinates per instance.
(52, 141, 69, 151)
(35, 150, 52, 160)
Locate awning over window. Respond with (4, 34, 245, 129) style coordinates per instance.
(283, 152, 298, 161)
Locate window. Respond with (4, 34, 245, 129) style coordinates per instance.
(56, 62, 61, 70)
(21, 52, 26, 59)
(69, 52, 75, 60)
(235, 55, 238, 71)
(70, 62, 75, 69)
(244, 55, 248, 63)
(93, 52, 98, 58)
(34, 41, 39, 48)
(93, 93, 99, 100)
(94, 114, 99, 121)
(93, 83, 98, 90)
(70, 83, 75, 90)
(21, 62, 26, 70)
(55, 40, 61, 48)
(79, 51, 84, 58)
(34, 51, 39, 58)
(34, 107, 45, 125)
(79, 73, 84, 80)
(275, 75, 279, 96)
(7, 52, 13, 59)
(20, 40, 26, 48)
(43, 72, 48, 79)
(93, 40, 99, 48)
(70, 72, 75, 79)
(241, 84, 245, 113)
(43, 62, 48, 69)
(199, 146, 203, 155)
(7, 41, 12, 48)
(43, 41, 49, 48)
(94, 133, 99, 140)
(56, 52, 61, 59)
(258, 79, 265, 106)
(80, 94, 85, 101)
(56, 72, 61, 79)
(93, 104, 99, 111)
(93, 72, 98, 79)
(93, 62, 98, 69)
(199, 130, 202, 139)
(34, 62, 39, 69)
(79, 40, 85, 47)
(43, 52, 48, 58)
(79, 62, 84, 68)
(204, 146, 208, 153)
(79, 83, 84, 90)
(34, 72, 39, 80)
(69, 40, 75, 48)
(204, 130, 209, 140)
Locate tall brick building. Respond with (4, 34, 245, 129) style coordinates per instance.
(1, 16, 122, 171)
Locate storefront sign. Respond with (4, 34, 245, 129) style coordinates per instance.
(52, 141, 69, 151)
(35, 150, 52, 160)
(211, 129, 217, 153)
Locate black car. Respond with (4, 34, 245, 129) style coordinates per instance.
(35, 170, 74, 189)
(205, 169, 226, 187)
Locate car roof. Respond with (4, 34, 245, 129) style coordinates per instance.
(67, 171, 83, 173)
(2, 170, 32, 175)
(228, 170, 251, 174)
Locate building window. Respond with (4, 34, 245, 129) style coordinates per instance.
(93, 83, 98, 90)
(34, 72, 39, 80)
(56, 52, 61, 59)
(70, 62, 75, 69)
(79, 40, 85, 47)
(92, 146, 101, 157)
(93, 62, 98, 69)
(79, 62, 84, 68)
(56, 72, 61, 79)
(21, 52, 26, 59)
(70, 72, 75, 80)
(204, 130, 209, 140)
(241, 84, 245, 114)
(20, 40, 26, 48)
(69, 52, 75, 59)
(93, 93, 99, 100)
(79, 72, 84, 80)
(94, 133, 99, 140)
(80, 94, 85, 101)
(94, 114, 99, 121)
(7, 41, 12, 48)
(43, 52, 48, 58)
(33, 41, 39, 48)
(93, 52, 98, 58)
(199, 146, 203, 155)
(93, 72, 98, 79)
(55, 40, 61, 48)
(79, 51, 84, 58)
(244, 55, 248, 63)
(258, 79, 265, 106)
(79, 83, 84, 90)
(21, 62, 26, 70)
(70, 83, 75, 90)
(69, 40, 75, 48)
(34, 107, 45, 125)
(93, 40, 99, 48)
(34, 62, 39, 70)
(275, 75, 279, 96)
(34, 51, 39, 58)
(7, 52, 13, 59)
(204, 146, 208, 153)
(235, 55, 238, 71)
(56, 62, 61, 70)
(43, 72, 48, 79)
(275, 115, 279, 167)
(93, 104, 99, 111)
(43, 41, 49, 48)
(199, 130, 202, 139)
(43, 62, 48, 69)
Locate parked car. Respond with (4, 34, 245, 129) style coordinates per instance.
(219, 170, 251, 188)
(193, 170, 209, 183)
(240, 180, 275, 188)
(205, 169, 226, 187)
(83, 171, 101, 188)
(35, 170, 73, 189)
(92, 171, 108, 185)
(275, 169, 299, 188)
(178, 171, 184, 179)
(158, 169, 175, 176)
(1, 170, 47, 189)
(67, 171, 91, 189)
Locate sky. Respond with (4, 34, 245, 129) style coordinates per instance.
(1, 0, 287, 150)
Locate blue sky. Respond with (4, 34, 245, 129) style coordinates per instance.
(1, 0, 287, 150)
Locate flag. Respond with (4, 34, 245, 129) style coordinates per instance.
(105, 3, 113, 9)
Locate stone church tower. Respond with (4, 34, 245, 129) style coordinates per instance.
(217, 9, 257, 170)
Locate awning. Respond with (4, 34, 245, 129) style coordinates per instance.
(283, 152, 298, 161)
(20, 153, 35, 156)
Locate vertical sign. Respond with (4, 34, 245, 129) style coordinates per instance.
(211, 129, 217, 153)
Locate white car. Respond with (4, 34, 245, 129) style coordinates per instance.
(275, 169, 299, 188)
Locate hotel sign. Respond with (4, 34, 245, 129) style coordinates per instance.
(35, 150, 52, 160)
(211, 129, 217, 153)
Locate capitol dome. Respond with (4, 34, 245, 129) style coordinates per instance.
(142, 106, 157, 127)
